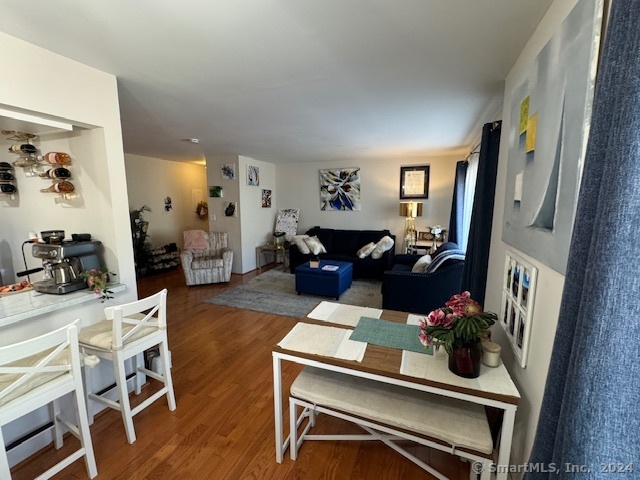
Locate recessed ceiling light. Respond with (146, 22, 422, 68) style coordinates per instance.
(184, 138, 200, 144)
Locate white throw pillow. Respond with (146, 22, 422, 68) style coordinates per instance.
(303, 235, 327, 256)
(292, 235, 311, 254)
(371, 235, 395, 260)
(356, 242, 376, 259)
(411, 254, 432, 273)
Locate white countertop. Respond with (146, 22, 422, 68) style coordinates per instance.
(0, 283, 127, 328)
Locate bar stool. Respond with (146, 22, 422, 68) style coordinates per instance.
(0, 321, 97, 479)
(78, 289, 176, 444)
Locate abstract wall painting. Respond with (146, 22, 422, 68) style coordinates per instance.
(247, 165, 259, 186)
(224, 202, 237, 217)
(525, 113, 538, 153)
(319, 168, 361, 211)
(275, 208, 300, 241)
(262, 189, 271, 208)
(209, 186, 223, 198)
(519, 96, 530, 135)
(501, 0, 604, 274)
(221, 164, 236, 180)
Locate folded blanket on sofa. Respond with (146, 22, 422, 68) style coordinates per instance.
(425, 249, 466, 274)
(183, 230, 207, 250)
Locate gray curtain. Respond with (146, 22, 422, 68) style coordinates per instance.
(460, 121, 501, 305)
(527, 1, 640, 477)
(448, 160, 468, 247)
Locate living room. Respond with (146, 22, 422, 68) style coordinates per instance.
(2, 0, 636, 478)
(123, 152, 461, 275)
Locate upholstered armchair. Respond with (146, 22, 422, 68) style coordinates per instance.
(180, 231, 233, 285)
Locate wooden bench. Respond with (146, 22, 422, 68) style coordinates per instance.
(289, 366, 494, 480)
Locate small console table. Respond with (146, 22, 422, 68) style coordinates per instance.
(256, 243, 288, 273)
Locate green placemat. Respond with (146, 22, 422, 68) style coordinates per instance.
(349, 317, 433, 355)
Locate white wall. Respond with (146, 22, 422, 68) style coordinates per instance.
(203, 155, 277, 273)
(206, 155, 242, 272)
(204, 154, 458, 273)
(125, 153, 208, 247)
(276, 155, 461, 251)
(484, 0, 588, 471)
(0, 31, 137, 466)
(239, 156, 277, 273)
(0, 31, 136, 296)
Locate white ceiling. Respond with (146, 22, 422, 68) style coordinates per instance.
(0, 0, 552, 165)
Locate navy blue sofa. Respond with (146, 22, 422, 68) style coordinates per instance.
(289, 227, 395, 279)
(381, 242, 465, 315)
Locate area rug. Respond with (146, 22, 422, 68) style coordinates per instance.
(204, 268, 382, 318)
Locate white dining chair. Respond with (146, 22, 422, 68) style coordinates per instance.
(0, 321, 97, 479)
(78, 288, 176, 444)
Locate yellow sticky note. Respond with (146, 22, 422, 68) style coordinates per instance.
(519, 96, 530, 135)
(526, 113, 537, 153)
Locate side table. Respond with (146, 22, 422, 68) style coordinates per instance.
(256, 243, 288, 273)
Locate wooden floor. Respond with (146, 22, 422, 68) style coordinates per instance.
(12, 266, 471, 480)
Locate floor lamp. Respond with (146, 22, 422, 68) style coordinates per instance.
(399, 201, 423, 253)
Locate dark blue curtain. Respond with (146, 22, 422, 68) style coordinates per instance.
(460, 121, 501, 305)
(448, 160, 468, 247)
(527, 2, 640, 477)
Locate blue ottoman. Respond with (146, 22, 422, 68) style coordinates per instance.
(295, 261, 353, 300)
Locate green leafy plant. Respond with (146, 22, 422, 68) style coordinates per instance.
(418, 291, 496, 355)
(130, 204, 152, 231)
(130, 205, 152, 270)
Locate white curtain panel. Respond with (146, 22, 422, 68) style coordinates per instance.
(461, 152, 479, 251)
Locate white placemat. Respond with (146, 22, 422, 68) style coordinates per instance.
(277, 322, 367, 362)
(307, 301, 383, 327)
(405, 313, 424, 326)
(400, 313, 520, 398)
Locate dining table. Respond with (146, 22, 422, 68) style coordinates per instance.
(272, 301, 520, 480)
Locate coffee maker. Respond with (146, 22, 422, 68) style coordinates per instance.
(31, 240, 103, 294)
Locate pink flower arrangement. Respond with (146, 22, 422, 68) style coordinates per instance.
(418, 291, 496, 354)
(83, 267, 116, 302)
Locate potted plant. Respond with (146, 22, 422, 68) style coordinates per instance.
(130, 205, 152, 276)
(418, 291, 497, 378)
(83, 267, 117, 302)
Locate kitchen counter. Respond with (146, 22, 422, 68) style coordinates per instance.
(0, 283, 127, 328)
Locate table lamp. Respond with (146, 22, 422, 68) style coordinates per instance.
(399, 202, 423, 252)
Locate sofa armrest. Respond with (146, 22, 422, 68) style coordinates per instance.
(180, 249, 194, 265)
(393, 254, 423, 268)
(384, 235, 396, 270)
(222, 248, 233, 278)
(382, 262, 464, 315)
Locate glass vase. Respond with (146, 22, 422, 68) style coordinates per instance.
(448, 341, 482, 378)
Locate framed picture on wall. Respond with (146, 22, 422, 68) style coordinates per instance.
(221, 164, 236, 180)
(400, 166, 429, 199)
(319, 167, 361, 211)
(247, 165, 259, 186)
(500, 0, 604, 274)
(209, 186, 223, 197)
(262, 189, 272, 208)
(224, 202, 237, 217)
(500, 250, 538, 368)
